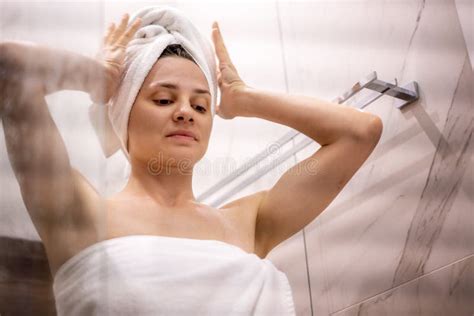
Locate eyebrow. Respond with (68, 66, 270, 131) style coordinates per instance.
(150, 81, 211, 96)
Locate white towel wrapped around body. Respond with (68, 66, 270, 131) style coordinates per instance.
(53, 235, 296, 316)
(88, 6, 218, 161)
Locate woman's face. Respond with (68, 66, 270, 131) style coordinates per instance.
(127, 56, 213, 169)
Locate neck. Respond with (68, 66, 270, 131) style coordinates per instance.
(121, 156, 197, 208)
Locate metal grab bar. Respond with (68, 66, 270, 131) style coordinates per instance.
(197, 71, 419, 206)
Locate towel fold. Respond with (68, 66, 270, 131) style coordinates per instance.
(88, 6, 218, 161)
(53, 235, 296, 316)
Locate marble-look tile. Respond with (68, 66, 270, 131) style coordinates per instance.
(267, 230, 313, 316)
(455, 0, 474, 70)
(395, 55, 474, 280)
(301, 53, 473, 312)
(332, 255, 474, 316)
(274, 0, 473, 314)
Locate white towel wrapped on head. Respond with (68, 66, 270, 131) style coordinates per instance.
(88, 6, 218, 161)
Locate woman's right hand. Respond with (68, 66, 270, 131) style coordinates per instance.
(90, 13, 142, 104)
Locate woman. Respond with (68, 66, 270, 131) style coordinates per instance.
(0, 7, 382, 316)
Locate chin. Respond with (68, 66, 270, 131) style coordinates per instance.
(164, 148, 200, 163)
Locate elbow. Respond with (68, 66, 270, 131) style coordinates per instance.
(0, 41, 19, 67)
(366, 114, 383, 142)
(0, 41, 25, 81)
(0, 41, 31, 118)
(357, 114, 383, 143)
(0, 42, 10, 61)
(0, 40, 31, 73)
(0, 42, 12, 76)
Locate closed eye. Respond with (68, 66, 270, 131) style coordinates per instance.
(154, 99, 207, 113)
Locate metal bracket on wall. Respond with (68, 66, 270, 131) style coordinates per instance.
(342, 71, 419, 110)
(197, 71, 419, 207)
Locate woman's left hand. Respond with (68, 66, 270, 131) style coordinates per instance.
(211, 21, 248, 119)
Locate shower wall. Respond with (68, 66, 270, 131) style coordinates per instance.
(1, 0, 472, 315)
(264, 1, 473, 315)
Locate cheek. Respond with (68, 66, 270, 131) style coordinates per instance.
(136, 102, 162, 127)
(128, 104, 166, 147)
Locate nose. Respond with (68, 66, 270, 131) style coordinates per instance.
(172, 101, 194, 123)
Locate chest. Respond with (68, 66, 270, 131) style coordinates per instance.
(104, 200, 257, 254)
(46, 198, 262, 278)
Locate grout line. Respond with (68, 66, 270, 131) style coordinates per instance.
(275, 0, 314, 315)
(330, 253, 474, 315)
(302, 228, 314, 316)
(275, 0, 290, 95)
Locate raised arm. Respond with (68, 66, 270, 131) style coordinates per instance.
(0, 41, 103, 241)
(211, 22, 383, 257)
(0, 14, 141, 242)
(1, 41, 103, 97)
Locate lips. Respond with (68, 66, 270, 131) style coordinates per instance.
(166, 130, 197, 141)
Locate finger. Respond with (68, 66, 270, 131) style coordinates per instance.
(211, 21, 233, 65)
(104, 23, 116, 44)
(117, 18, 142, 46)
(110, 13, 129, 44)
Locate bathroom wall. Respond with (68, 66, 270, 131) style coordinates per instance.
(0, 0, 472, 315)
(265, 1, 473, 315)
